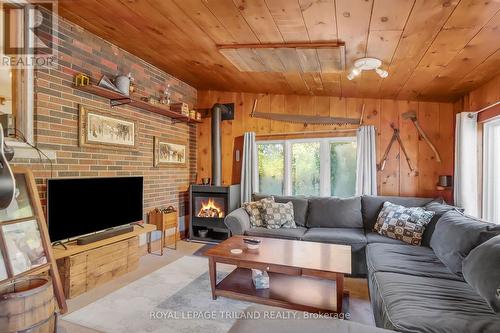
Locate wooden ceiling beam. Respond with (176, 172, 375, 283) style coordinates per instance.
(217, 41, 345, 49)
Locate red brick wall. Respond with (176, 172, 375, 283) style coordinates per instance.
(12, 16, 198, 229)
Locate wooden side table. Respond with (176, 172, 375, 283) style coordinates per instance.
(147, 210, 178, 255)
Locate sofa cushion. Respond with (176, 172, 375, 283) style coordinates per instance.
(374, 202, 435, 246)
(369, 271, 500, 333)
(365, 231, 407, 245)
(361, 195, 438, 230)
(306, 196, 363, 228)
(245, 226, 307, 240)
(366, 243, 463, 281)
(243, 196, 274, 228)
(463, 235, 500, 313)
(421, 201, 463, 247)
(302, 228, 367, 251)
(253, 194, 308, 227)
(261, 201, 296, 229)
(430, 210, 500, 276)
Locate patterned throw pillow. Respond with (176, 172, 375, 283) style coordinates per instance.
(243, 197, 274, 227)
(262, 201, 296, 229)
(375, 201, 435, 246)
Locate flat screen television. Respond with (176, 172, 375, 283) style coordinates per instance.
(47, 176, 143, 242)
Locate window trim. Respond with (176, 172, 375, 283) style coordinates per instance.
(257, 136, 356, 197)
(482, 117, 500, 223)
(3, 4, 35, 147)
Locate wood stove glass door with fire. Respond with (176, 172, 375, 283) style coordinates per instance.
(191, 191, 230, 242)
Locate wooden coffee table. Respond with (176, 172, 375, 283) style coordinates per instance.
(204, 236, 351, 313)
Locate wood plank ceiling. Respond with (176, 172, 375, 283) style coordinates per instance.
(58, 0, 500, 102)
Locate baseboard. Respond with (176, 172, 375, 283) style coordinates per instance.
(139, 230, 187, 255)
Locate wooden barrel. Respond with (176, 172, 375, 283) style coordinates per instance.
(0, 276, 56, 333)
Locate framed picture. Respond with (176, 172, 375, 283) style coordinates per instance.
(2, 219, 47, 275)
(79, 105, 137, 149)
(0, 250, 7, 281)
(154, 137, 187, 167)
(0, 173, 34, 223)
(0, 167, 67, 312)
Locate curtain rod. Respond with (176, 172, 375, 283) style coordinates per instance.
(467, 101, 500, 118)
(256, 128, 358, 138)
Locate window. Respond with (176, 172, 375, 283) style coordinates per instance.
(0, 4, 34, 143)
(258, 143, 284, 195)
(482, 118, 500, 224)
(257, 138, 357, 197)
(291, 142, 320, 196)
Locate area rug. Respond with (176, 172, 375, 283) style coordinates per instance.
(192, 243, 215, 257)
(62, 256, 250, 333)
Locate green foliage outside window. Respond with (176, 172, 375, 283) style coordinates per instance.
(258, 143, 284, 195)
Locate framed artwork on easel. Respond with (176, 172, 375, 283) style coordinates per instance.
(0, 167, 67, 313)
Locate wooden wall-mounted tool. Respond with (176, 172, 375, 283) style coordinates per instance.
(379, 124, 414, 172)
(402, 111, 441, 162)
(251, 98, 365, 127)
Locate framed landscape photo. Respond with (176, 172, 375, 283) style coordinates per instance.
(79, 105, 137, 149)
(153, 137, 187, 167)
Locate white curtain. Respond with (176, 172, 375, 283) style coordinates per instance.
(240, 132, 258, 204)
(482, 118, 500, 223)
(454, 112, 479, 217)
(356, 125, 377, 196)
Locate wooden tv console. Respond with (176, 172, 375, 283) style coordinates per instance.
(52, 224, 156, 298)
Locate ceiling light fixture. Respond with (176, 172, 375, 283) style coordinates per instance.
(347, 57, 389, 80)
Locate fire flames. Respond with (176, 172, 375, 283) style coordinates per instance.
(197, 198, 224, 218)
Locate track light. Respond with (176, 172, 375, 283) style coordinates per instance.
(376, 68, 389, 78)
(347, 67, 361, 80)
(347, 57, 389, 80)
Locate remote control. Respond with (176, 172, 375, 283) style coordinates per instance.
(243, 238, 261, 245)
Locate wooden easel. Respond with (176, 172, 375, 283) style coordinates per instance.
(0, 167, 67, 313)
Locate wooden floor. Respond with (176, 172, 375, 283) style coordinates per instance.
(58, 240, 374, 332)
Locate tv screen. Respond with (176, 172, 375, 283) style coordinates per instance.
(47, 177, 143, 242)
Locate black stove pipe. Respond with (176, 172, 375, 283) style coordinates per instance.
(211, 103, 225, 186)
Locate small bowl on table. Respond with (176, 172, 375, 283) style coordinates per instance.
(244, 238, 261, 251)
(246, 243, 260, 250)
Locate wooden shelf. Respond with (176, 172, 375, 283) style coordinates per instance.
(215, 267, 343, 314)
(75, 84, 202, 124)
(52, 224, 156, 260)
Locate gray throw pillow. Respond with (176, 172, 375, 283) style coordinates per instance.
(253, 194, 308, 226)
(306, 196, 363, 228)
(422, 202, 464, 247)
(262, 201, 296, 229)
(430, 210, 500, 276)
(462, 235, 500, 313)
(243, 197, 274, 228)
(375, 202, 435, 246)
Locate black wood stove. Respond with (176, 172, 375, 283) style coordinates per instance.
(189, 103, 240, 243)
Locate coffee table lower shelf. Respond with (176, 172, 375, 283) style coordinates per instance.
(214, 268, 346, 314)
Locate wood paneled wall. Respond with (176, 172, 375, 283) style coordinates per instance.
(457, 75, 500, 123)
(197, 91, 454, 201)
(465, 75, 500, 112)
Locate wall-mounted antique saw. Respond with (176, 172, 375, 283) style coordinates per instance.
(251, 99, 364, 126)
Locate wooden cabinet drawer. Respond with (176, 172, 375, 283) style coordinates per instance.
(57, 237, 140, 299)
(239, 261, 301, 276)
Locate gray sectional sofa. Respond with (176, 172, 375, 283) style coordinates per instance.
(224, 194, 500, 333)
